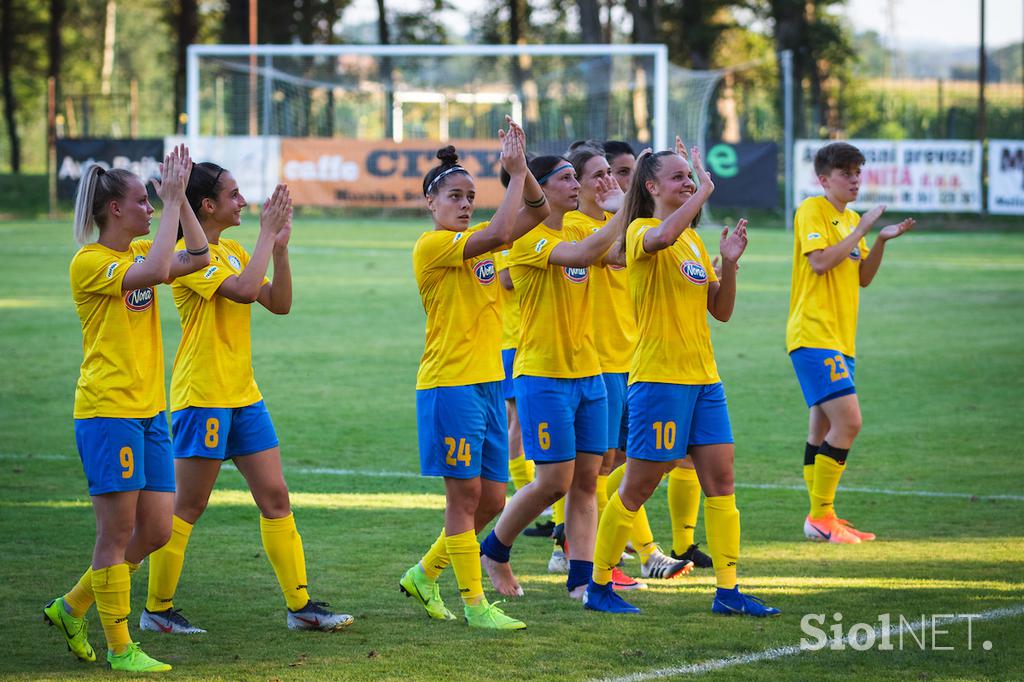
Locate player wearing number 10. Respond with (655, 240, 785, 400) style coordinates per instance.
(401, 118, 547, 630)
(787, 142, 915, 545)
(141, 164, 353, 635)
(44, 147, 210, 673)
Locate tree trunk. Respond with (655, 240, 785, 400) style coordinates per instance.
(627, 0, 657, 143)
(577, 0, 608, 140)
(175, 0, 198, 133)
(770, 0, 808, 137)
(509, 0, 540, 129)
(49, 0, 65, 161)
(1, 0, 20, 171)
(377, 0, 395, 139)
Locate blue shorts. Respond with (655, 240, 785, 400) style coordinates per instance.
(417, 381, 509, 482)
(602, 372, 629, 451)
(515, 375, 608, 463)
(74, 412, 174, 496)
(501, 348, 517, 401)
(627, 382, 734, 462)
(171, 400, 279, 460)
(790, 347, 857, 407)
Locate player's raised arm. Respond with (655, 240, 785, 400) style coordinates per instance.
(806, 204, 884, 275)
(640, 147, 714, 253)
(707, 219, 748, 322)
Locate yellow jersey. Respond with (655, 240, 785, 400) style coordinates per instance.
(626, 219, 720, 385)
(508, 222, 601, 379)
(493, 247, 520, 351)
(413, 224, 503, 389)
(563, 210, 636, 373)
(70, 240, 165, 419)
(170, 238, 266, 410)
(786, 196, 870, 357)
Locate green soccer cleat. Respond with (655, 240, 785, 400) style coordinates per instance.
(464, 600, 526, 630)
(43, 597, 96, 662)
(400, 564, 456, 620)
(107, 642, 172, 672)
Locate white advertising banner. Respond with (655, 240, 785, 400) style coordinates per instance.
(988, 140, 1024, 215)
(794, 139, 982, 212)
(165, 136, 281, 202)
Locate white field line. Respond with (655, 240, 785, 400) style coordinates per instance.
(4, 453, 1022, 501)
(593, 605, 1024, 682)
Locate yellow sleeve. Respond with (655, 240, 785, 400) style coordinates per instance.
(795, 203, 830, 255)
(176, 263, 234, 301)
(70, 246, 139, 296)
(627, 222, 654, 263)
(696, 234, 719, 284)
(415, 229, 472, 274)
(511, 229, 561, 269)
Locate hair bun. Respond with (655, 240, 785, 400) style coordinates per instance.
(436, 145, 459, 166)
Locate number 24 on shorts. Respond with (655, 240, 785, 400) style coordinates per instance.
(445, 437, 472, 466)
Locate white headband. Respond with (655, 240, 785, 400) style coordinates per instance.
(425, 165, 470, 195)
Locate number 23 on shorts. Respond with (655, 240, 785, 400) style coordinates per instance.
(823, 354, 850, 382)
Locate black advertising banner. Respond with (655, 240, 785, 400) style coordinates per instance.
(56, 138, 163, 200)
(705, 142, 778, 209)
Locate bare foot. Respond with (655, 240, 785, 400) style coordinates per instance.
(481, 555, 524, 597)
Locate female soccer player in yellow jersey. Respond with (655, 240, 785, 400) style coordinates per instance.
(479, 154, 628, 601)
(788, 142, 914, 545)
(585, 147, 780, 617)
(44, 145, 210, 673)
(141, 167, 352, 634)
(603, 140, 637, 192)
(564, 143, 697, 586)
(400, 117, 548, 630)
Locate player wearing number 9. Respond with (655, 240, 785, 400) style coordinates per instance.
(787, 142, 914, 545)
(586, 147, 780, 617)
(45, 146, 210, 673)
(401, 119, 548, 631)
(140, 164, 353, 635)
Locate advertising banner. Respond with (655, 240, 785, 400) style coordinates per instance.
(988, 140, 1024, 216)
(705, 142, 778, 209)
(280, 138, 504, 208)
(56, 138, 163, 200)
(166, 136, 281, 202)
(794, 139, 982, 212)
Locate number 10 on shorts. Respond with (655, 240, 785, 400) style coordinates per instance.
(444, 437, 472, 466)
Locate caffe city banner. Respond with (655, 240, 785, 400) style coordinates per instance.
(794, 139, 983, 212)
(280, 138, 505, 208)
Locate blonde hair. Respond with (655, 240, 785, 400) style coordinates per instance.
(72, 165, 135, 245)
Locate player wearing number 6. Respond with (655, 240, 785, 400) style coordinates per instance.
(44, 146, 210, 673)
(585, 147, 779, 617)
(787, 142, 914, 544)
(141, 165, 352, 634)
(400, 118, 547, 630)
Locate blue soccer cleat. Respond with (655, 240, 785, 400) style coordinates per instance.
(582, 581, 640, 614)
(711, 586, 781, 617)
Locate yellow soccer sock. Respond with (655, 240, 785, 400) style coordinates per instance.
(63, 567, 94, 618)
(810, 454, 846, 519)
(92, 564, 132, 654)
(420, 529, 450, 580)
(668, 467, 701, 554)
(595, 474, 610, 520)
(803, 465, 816, 498)
(146, 514, 193, 612)
(593, 493, 638, 585)
(605, 463, 625, 495)
(552, 495, 566, 526)
(508, 455, 532, 491)
(632, 505, 659, 563)
(445, 529, 484, 605)
(260, 513, 311, 611)
(704, 494, 740, 589)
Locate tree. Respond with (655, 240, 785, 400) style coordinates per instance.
(173, 0, 198, 130)
(577, 0, 610, 137)
(1, 0, 20, 171)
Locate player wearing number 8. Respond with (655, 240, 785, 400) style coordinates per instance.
(787, 142, 915, 545)
(585, 146, 779, 617)
(141, 164, 353, 635)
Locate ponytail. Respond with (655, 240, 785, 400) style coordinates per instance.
(72, 165, 135, 245)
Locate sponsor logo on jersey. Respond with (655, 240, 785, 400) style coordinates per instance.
(105, 262, 119, 278)
(203, 266, 218, 279)
(124, 286, 154, 312)
(453, 232, 465, 243)
(474, 258, 496, 285)
(807, 232, 822, 240)
(134, 255, 146, 263)
(679, 260, 708, 285)
(563, 266, 589, 283)
(848, 247, 861, 260)
(534, 238, 548, 253)
(832, 219, 840, 225)
(228, 255, 242, 270)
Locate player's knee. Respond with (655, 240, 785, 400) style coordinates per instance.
(176, 496, 209, 522)
(257, 485, 291, 518)
(570, 476, 597, 498)
(477, 493, 505, 522)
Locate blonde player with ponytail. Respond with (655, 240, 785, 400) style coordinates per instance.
(44, 146, 210, 672)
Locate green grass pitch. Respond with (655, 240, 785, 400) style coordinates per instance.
(0, 216, 1021, 680)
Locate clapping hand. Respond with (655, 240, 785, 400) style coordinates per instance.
(595, 174, 625, 213)
(719, 218, 748, 264)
